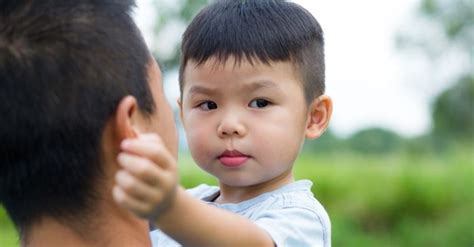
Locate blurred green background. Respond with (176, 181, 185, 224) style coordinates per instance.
(1, 0, 473, 246)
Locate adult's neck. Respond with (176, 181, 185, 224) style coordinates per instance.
(23, 121, 153, 246)
(24, 202, 151, 247)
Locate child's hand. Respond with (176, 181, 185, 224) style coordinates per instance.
(112, 133, 178, 221)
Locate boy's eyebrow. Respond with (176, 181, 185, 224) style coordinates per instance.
(245, 80, 280, 91)
(188, 85, 217, 96)
(188, 80, 281, 95)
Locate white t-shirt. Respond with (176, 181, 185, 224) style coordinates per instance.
(150, 180, 331, 247)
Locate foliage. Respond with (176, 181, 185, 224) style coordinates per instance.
(431, 75, 474, 143)
(305, 0, 474, 155)
(346, 128, 403, 154)
(295, 151, 474, 247)
(303, 129, 345, 154)
(417, 0, 474, 146)
(150, 0, 210, 71)
(305, 127, 417, 155)
(0, 207, 17, 247)
(420, 0, 473, 46)
(397, 0, 473, 59)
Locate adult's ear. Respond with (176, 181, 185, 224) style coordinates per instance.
(305, 95, 333, 139)
(114, 96, 140, 141)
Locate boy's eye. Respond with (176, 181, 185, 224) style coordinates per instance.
(198, 101, 218, 110)
(249, 99, 271, 108)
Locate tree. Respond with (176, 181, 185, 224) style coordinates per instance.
(150, 0, 210, 71)
(398, 0, 473, 145)
(347, 128, 403, 154)
(397, 0, 473, 60)
(303, 129, 344, 155)
(419, 0, 473, 47)
(432, 75, 474, 142)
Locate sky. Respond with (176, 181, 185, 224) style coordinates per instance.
(133, 0, 458, 138)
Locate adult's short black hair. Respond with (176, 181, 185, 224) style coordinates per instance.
(180, 0, 325, 103)
(0, 0, 154, 236)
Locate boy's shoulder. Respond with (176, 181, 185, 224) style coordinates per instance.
(251, 180, 331, 247)
(264, 179, 330, 217)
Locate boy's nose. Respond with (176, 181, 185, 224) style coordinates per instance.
(217, 116, 247, 138)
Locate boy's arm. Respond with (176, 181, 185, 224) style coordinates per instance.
(113, 134, 274, 247)
(158, 186, 274, 247)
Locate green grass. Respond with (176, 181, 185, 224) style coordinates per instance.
(1, 151, 473, 246)
(293, 152, 474, 246)
(0, 207, 18, 247)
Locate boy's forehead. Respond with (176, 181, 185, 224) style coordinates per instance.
(185, 55, 299, 76)
(188, 56, 248, 71)
(188, 58, 301, 83)
(183, 56, 305, 91)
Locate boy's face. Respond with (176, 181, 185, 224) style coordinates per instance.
(180, 57, 310, 188)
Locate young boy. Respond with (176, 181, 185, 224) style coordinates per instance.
(113, 0, 333, 246)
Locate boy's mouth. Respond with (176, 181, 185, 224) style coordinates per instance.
(218, 150, 250, 168)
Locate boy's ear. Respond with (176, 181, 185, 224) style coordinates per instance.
(115, 96, 140, 141)
(305, 95, 333, 139)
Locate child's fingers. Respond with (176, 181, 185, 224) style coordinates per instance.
(120, 136, 175, 170)
(112, 186, 155, 217)
(115, 170, 161, 202)
(137, 133, 162, 142)
(117, 153, 162, 186)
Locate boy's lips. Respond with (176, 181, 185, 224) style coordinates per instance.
(218, 150, 250, 168)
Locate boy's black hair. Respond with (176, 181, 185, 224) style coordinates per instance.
(0, 0, 154, 236)
(180, 0, 325, 103)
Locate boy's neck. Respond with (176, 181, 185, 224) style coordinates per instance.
(215, 170, 294, 204)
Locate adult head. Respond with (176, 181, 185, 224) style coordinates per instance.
(0, 0, 177, 246)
